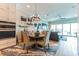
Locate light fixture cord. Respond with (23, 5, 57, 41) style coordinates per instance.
(34, 4, 38, 16)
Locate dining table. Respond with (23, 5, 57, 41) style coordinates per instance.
(29, 34, 45, 49)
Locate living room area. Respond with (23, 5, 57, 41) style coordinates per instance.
(0, 3, 78, 56)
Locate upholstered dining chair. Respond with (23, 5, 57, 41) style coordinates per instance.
(45, 30, 51, 49)
(37, 30, 51, 53)
(39, 31, 48, 48)
(16, 31, 35, 53)
(40, 31, 48, 36)
(21, 31, 35, 53)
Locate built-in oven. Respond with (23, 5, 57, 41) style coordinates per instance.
(0, 21, 16, 39)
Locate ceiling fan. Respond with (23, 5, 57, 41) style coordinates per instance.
(43, 14, 67, 20)
(56, 14, 67, 19)
(72, 3, 79, 8)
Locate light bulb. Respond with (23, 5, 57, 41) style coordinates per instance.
(26, 5, 30, 8)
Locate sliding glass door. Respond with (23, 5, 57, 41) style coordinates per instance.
(50, 23, 77, 37)
(50, 25, 56, 32)
(63, 24, 70, 35)
(71, 23, 77, 36)
(57, 24, 62, 35)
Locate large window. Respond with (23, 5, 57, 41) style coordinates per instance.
(57, 24, 62, 35)
(63, 24, 70, 35)
(50, 23, 77, 37)
(71, 23, 77, 36)
(50, 25, 56, 32)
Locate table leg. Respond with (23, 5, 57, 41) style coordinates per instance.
(35, 40, 38, 49)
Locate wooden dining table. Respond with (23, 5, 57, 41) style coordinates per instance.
(29, 34, 45, 49)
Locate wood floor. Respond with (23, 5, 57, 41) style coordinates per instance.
(56, 37, 78, 56)
(0, 37, 78, 56)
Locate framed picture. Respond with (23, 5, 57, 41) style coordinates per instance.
(21, 16, 26, 22)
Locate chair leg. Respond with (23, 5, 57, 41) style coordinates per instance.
(23, 44, 29, 54)
(48, 43, 50, 49)
(23, 44, 26, 50)
(26, 47, 29, 53)
(16, 36, 19, 45)
(44, 46, 46, 54)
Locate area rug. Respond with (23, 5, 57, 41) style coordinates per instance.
(0, 46, 49, 56)
(0, 41, 59, 56)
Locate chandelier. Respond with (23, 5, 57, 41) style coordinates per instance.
(31, 4, 40, 21)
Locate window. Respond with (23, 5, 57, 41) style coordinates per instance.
(42, 23, 47, 30)
(50, 23, 77, 37)
(63, 24, 70, 35)
(50, 25, 56, 32)
(37, 23, 47, 31)
(57, 24, 62, 35)
(71, 23, 77, 36)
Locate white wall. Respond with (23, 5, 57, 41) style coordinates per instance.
(0, 4, 16, 22)
(16, 4, 28, 33)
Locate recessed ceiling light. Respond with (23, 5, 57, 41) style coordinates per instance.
(26, 5, 30, 8)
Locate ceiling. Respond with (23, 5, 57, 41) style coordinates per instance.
(16, 3, 78, 22)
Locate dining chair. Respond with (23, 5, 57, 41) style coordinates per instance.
(41, 31, 48, 36)
(37, 31, 51, 53)
(45, 30, 51, 49)
(16, 31, 35, 53)
(21, 31, 35, 53)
